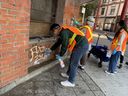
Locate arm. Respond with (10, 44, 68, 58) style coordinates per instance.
(106, 35, 113, 41)
(104, 32, 113, 41)
(50, 38, 62, 51)
(59, 30, 69, 56)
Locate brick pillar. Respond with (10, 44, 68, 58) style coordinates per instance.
(0, 0, 31, 88)
(120, 0, 128, 20)
(63, 0, 80, 25)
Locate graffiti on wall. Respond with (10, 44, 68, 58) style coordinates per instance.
(29, 45, 51, 65)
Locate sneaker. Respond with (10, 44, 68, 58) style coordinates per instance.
(60, 73, 69, 78)
(118, 64, 122, 69)
(61, 80, 75, 87)
(126, 62, 128, 65)
(114, 71, 117, 74)
(105, 70, 116, 75)
(105, 70, 111, 74)
(78, 65, 85, 70)
(110, 73, 115, 75)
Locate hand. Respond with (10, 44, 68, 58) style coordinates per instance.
(45, 48, 52, 54)
(44, 48, 52, 58)
(56, 54, 62, 60)
(112, 49, 117, 55)
(104, 32, 108, 36)
(56, 54, 65, 68)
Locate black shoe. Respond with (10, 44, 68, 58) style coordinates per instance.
(98, 62, 102, 68)
(126, 62, 128, 65)
(118, 64, 122, 69)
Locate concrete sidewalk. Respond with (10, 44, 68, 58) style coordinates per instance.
(85, 34, 128, 96)
(1, 62, 105, 96)
(1, 32, 128, 96)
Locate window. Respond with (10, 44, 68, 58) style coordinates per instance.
(109, 0, 117, 2)
(110, 6, 116, 15)
(101, 8, 105, 15)
(103, 0, 107, 3)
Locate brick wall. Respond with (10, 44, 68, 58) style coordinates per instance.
(63, 0, 80, 25)
(0, 0, 31, 88)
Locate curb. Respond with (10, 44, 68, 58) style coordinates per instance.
(0, 56, 67, 95)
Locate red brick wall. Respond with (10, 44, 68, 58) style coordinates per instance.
(63, 0, 80, 25)
(0, 0, 31, 88)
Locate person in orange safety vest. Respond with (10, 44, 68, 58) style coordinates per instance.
(78, 16, 95, 70)
(105, 20, 128, 74)
(50, 23, 89, 87)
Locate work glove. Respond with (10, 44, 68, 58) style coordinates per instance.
(56, 54, 65, 68)
(56, 54, 62, 60)
(44, 48, 52, 58)
(112, 49, 117, 55)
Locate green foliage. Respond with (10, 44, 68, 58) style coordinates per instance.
(84, 0, 98, 17)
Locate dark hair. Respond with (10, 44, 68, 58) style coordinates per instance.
(114, 20, 128, 38)
(119, 20, 127, 32)
(50, 23, 60, 31)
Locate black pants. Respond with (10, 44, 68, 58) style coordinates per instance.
(120, 54, 124, 64)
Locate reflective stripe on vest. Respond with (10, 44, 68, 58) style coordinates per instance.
(69, 33, 77, 45)
(63, 26, 85, 36)
(111, 29, 128, 52)
(121, 29, 128, 53)
(80, 25, 93, 43)
(62, 26, 85, 52)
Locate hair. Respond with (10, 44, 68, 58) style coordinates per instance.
(119, 20, 128, 32)
(114, 20, 128, 39)
(50, 23, 60, 31)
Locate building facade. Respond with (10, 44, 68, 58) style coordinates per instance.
(0, 0, 91, 93)
(97, 0, 128, 31)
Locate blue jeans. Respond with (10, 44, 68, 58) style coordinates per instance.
(108, 51, 121, 73)
(67, 45, 88, 83)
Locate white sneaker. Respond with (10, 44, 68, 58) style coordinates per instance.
(61, 80, 75, 87)
(78, 65, 85, 70)
(60, 73, 69, 78)
(105, 70, 115, 75)
(114, 71, 117, 74)
(105, 70, 111, 74)
(110, 73, 115, 75)
(110, 71, 117, 75)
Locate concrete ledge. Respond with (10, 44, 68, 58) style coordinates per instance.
(0, 56, 68, 95)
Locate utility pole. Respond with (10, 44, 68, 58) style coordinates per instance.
(120, 0, 128, 20)
(94, 0, 102, 30)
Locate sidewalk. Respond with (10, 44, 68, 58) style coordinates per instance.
(1, 32, 128, 96)
(1, 62, 105, 96)
(86, 34, 128, 96)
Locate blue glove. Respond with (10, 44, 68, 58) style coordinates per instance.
(56, 54, 62, 60)
(44, 48, 52, 57)
(112, 49, 117, 55)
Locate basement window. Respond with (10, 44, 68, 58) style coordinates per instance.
(29, 0, 57, 42)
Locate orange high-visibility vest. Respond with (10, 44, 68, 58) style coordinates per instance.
(62, 26, 85, 52)
(80, 25, 93, 44)
(121, 29, 128, 53)
(110, 29, 128, 52)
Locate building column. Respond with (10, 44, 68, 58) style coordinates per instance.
(0, 0, 31, 88)
(94, 0, 102, 30)
(120, 0, 128, 20)
(103, 0, 110, 31)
